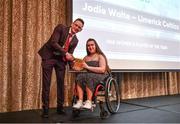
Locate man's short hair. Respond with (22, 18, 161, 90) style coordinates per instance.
(74, 18, 84, 25)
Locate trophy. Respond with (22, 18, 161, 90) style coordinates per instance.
(72, 58, 84, 71)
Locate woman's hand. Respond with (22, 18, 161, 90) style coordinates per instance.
(82, 62, 89, 69)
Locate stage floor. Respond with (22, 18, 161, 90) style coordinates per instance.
(1, 94, 180, 123)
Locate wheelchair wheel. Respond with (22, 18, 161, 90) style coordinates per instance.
(72, 109, 80, 117)
(100, 110, 108, 119)
(105, 77, 120, 113)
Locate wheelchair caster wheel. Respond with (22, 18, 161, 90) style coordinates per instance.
(72, 109, 80, 117)
(100, 110, 109, 119)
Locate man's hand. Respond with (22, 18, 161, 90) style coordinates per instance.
(65, 52, 74, 61)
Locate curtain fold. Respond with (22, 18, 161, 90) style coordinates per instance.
(0, 0, 179, 113)
(0, 0, 67, 112)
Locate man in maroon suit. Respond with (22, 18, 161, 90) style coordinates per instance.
(38, 18, 84, 118)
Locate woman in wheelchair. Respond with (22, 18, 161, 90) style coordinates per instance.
(72, 38, 110, 109)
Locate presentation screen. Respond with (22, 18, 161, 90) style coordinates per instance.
(73, 0, 180, 70)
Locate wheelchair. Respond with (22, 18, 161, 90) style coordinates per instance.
(72, 73, 120, 119)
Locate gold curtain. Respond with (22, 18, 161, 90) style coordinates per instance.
(0, 0, 67, 112)
(0, 0, 180, 113)
(120, 72, 180, 99)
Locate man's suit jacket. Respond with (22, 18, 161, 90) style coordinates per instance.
(38, 24, 79, 60)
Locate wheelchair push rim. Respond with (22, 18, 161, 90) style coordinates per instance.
(105, 77, 120, 113)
